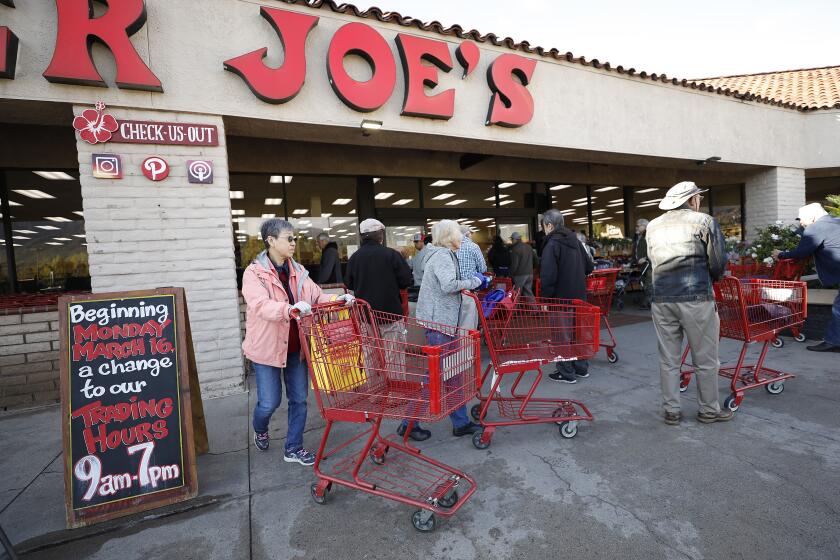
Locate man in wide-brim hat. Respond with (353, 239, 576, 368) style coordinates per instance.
(645, 181, 732, 425)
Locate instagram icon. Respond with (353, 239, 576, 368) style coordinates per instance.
(92, 154, 123, 179)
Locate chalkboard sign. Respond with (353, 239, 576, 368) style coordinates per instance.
(59, 288, 202, 528)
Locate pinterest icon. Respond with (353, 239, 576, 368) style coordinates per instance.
(142, 157, 170, 182)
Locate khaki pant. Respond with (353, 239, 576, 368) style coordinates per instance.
(651, 300, 721, 415)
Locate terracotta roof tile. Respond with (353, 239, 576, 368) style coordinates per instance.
(691, 66, 840, 111)
(279, 1, 836, 112)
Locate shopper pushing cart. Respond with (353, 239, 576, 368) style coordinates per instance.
(295, 299, 480, 532)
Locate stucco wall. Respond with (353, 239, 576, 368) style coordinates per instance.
(0, 1, 835, 169)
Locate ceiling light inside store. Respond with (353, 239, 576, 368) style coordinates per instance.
(560, 210, 576, 215)
(270, 175, 293, 184)
(233, 217, 245, 223)
(13, 229, 36, 234)
(550, 185, 572, 191)
(642, 199, 663, 204)
(45, 216, 72, 222)
(298, 230, 309, 234)
(36, 225, 59, 230)
(73, 210, 84, 216)
(264, 198, 282, 205)
(12, 236, 29, 240)
(591, 210, 606, 215)
(230, 191, 244, 199)
(594, 186, 620, 192)
(34, 171, 74, 180)
(321, 213, 332, 218)
(616, 210, 625, 214)
(2, 200, 22, 207)
(333, 219, 348, 225)
(392, 199, 413, 206)
(372, 178, 381, 184)
(332, 198, 352, 205)
(231, 209, 245, 215)
(73, 234, 87, 238)
(572, 202, 588, 207)
(54, 237, 72, 241)
(261, 213, 275, 218)
(498, 182, 516, 188)
(375, 192, 394, 200)
(637, 188, 659, 193)
(499, 200, 514, 206)
(45, 242, 63, 246)
(292, 209, 308, 215)
(479, 218, 495, 222)
(607, 202, 624, 207)
(446, 199, 467, 206)
(13, 189, 54, 199)
(235, 230, 246, 234)
(430, 180, 453, 187)
(350, 210, 356, 214)
(432, 193, 456, 200)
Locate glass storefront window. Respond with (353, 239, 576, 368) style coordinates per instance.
(375, 178, 420, 209)
(423, 179, 495, 209)
(590, 185, 625, 245)
(385, 224, 424, 260)
(712, 185, 743, 240)
(497, 182, 532, 209)
(497, 222, 531, 243)
(548, 184, 589, 235)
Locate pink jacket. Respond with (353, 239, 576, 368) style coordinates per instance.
(241, 251, 336, 368)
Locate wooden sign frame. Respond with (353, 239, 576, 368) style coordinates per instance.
(59, 287, 203, 528)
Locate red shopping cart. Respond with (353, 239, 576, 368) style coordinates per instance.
(679, 278, 806, 410)
(465, 291, 598, 449)
(587, 268, 621, 363)
(295, 300, 480, 532)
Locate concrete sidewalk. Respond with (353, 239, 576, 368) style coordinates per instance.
(1, 316, 839, 559)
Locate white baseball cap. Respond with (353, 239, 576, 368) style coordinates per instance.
(359, 218, 385, 233)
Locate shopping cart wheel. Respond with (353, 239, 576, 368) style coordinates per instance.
(470, 403, 483, 422)
(368, 445, 389, 466)
(607, 350, 619, 364)
(723, 394, 740, 412)
(558, 421, 578, 439)
(679, 375, 690, 393)
(794, 333, 807, 343)
(765, 381, 785, 395)
(310, 482, 331, 505)
(437, 490, 459, 509)
(472, 430, 491, 450)
(412, 510, 436, 532)
(771, 337, 784, 349)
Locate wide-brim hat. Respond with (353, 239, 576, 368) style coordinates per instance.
(659, 181, 708, 210)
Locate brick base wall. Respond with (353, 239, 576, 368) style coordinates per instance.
(0, 311, 60, 410)
(745, 167, 806, 241)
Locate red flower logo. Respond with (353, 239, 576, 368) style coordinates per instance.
(73, 101, 119, 145)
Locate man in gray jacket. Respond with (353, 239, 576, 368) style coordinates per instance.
(509, 231, 535, 298)
(647, 181, 732, 426)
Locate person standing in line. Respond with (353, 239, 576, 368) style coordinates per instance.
(456, 225, 488, 280)
(487, 235, 512, 276)
(540, 209, 594, 383)
(344, 219, 429, 439)
(633, 218, 651, 310)
(316, 232, 342, 284)
(412, 233, 432, 287)
(242, 219, 354, 466)
(413, 219, 488, 438)
(646, 181, 732, 425)
(773, 203, 840, 352)
(509, 231, 535, 298)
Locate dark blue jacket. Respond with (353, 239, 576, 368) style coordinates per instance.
(780, 215, 840, 286)
(540, 228, 594, 300)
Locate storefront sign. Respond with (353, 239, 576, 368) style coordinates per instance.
(91, 154, 123, 179)
(74, 102, 119, 145)
(59, 288, 203, 528)
(33, 1, 537, 128)
(142, 157, 170, 182)
(112, 121, 220, 147)
(187, 160, 214, 184)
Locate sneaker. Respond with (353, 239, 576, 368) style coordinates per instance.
(452, 422, 481, 437)
(397, 423, 432, 442)
(253, 431, 269, 451)
(697, 410, 734, 424)
(574, 364, 590, 378)
(663, 411, 681, 426)
(548, 371, 577, 384)
(283, 447, 316, 466)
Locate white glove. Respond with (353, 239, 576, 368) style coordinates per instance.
(288, 301, 312, 318)
(337, 294, 355, 305)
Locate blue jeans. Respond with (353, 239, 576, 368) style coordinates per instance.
(401, 331, 471, 430)
(252, 353, 308, 453)
(826, 289, 840, 346)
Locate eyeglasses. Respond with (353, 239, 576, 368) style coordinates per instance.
(272, 235, 296, 243)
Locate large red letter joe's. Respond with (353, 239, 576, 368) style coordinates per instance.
(327, 22, 396, 112)
(223, 7, 318, 104)
(43, 0, 162, 91)
(486, 54, 537, 128)
(395, 34, 454, 120)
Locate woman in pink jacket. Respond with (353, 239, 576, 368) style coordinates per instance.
(242, 218, 352, 466)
